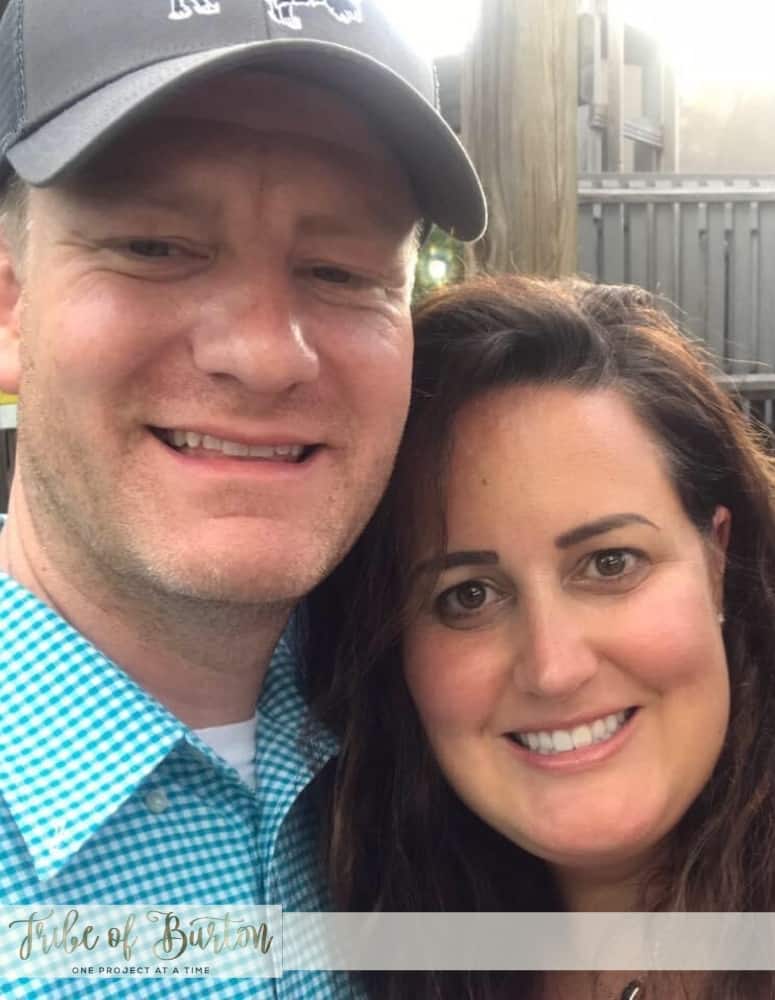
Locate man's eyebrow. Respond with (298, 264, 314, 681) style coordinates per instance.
(411, 550, 499, 579)
(298, 211, 416, 243)
(133, 191, 223, 220)
(69, 182, 224, 224)
(555, 513, 658, 549)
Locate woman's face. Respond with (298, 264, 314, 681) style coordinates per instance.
(403, 384, 730, 898)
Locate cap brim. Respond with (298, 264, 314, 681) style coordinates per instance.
(7, 39, 486, 241)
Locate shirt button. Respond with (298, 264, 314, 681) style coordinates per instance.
(145, 788, 170, 814)
(47, 825, 68, 858)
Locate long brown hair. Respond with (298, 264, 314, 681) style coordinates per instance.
(299, 275, 775, 1000)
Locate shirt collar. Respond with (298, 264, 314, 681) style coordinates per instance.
(260, 623, 339, 767)
(0, 572, 189, 880)
(0, 564, 338, 881)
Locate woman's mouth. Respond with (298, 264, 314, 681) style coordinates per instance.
(508, 708, 638, 756)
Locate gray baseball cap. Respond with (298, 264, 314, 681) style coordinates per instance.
(0, 0, 487, 240)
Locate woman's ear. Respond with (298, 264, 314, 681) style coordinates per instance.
(710, 505, 731, 611)
(0, 238, 22, 394)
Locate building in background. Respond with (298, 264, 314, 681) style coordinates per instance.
(576, 0, 678, 173)
(435, 0, 679, 177)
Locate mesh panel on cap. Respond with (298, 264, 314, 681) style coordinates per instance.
(0, 0, 22, 157)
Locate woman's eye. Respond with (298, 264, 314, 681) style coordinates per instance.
(434, 580, 502, 624)
(580, 549, 644, 582)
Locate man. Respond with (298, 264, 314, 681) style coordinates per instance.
(0, 0, 485, 996)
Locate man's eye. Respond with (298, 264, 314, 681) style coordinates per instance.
(434, 580, 502, 624)
(312, 265, 355, 284)
(127, 239, 177, 258)
(579, 549, 644, 582)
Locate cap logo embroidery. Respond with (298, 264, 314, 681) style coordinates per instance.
(264, 0, 363, 31)
(169, 0, 222, 20)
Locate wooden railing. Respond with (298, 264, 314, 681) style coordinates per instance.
(579, 174, 775, 373)
(717, 375, 775, 437)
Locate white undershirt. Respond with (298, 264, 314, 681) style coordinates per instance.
(194, 714, 258, 791)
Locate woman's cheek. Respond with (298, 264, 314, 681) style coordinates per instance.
(608, 578, 725, 690)
(403, 628, 514, 729)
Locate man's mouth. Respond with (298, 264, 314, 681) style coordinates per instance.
(151, 428, 316, 463)
(507, 708, 638, 755)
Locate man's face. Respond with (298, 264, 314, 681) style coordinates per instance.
(8, 73, 418, 607)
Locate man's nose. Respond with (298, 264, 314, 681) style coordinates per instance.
(512, 595, 599, 700)
(188, 276, 320, 395)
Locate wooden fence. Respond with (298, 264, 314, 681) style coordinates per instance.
(579, 174, 775, 372)
(717, 376, 775, 444)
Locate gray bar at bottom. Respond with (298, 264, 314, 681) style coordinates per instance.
(283, 913, 775, 972)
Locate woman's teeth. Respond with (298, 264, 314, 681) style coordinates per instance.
(512, 710, 633, 755)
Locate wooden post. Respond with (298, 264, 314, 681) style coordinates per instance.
(461, 0, 578, 276)
(634, 36, 661, 172)
(577, 2, 604, 173)
(605, 4, 624, 171)
(661, 61, 679, 171)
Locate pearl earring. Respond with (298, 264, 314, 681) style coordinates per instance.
(718, 612, 725, 625)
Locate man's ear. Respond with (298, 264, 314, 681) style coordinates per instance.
(0, 238, 22, 394)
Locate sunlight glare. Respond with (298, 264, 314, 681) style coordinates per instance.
(617, 0, 775, 92)
(378, 0, 483, 58)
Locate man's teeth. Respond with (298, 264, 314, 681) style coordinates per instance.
(166, 430, 305, 461)
(513, 711, 631, 755)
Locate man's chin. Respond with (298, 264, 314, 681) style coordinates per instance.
(134, 566, 311, 609)
(125, 543, 337, 610)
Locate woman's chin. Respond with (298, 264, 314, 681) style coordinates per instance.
(504, 810, 669, 889)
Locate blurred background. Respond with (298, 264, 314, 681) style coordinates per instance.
(394, 0, 775, 418)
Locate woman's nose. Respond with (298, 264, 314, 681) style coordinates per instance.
(512, 596, 600, 700)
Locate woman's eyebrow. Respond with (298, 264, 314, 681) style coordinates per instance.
(410, 514, 657, 579)
(411, 550, 499, 579)
(555, 513, 659, 550)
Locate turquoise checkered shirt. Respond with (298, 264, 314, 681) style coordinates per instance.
(0, 567, 352, 998)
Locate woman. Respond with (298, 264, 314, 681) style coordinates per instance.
(299, 276, 775, 1000)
